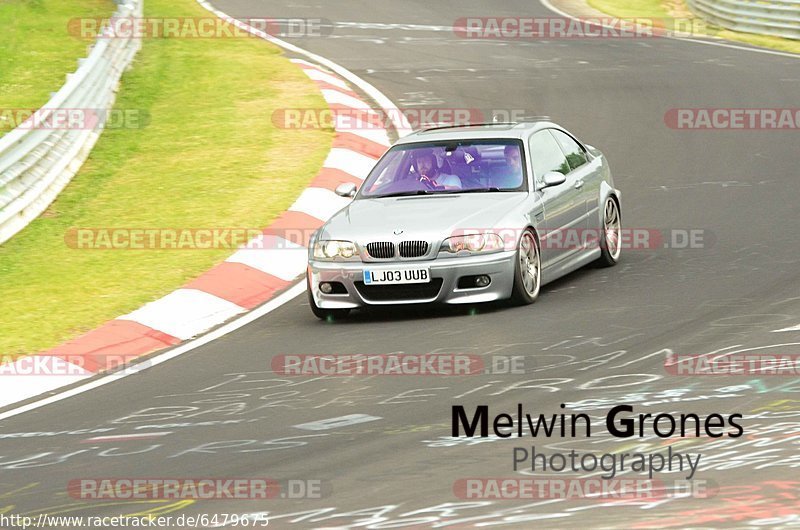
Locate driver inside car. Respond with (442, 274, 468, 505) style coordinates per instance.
(412, 151, 462, 190)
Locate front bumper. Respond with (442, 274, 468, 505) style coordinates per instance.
(308, 250, 517, 309)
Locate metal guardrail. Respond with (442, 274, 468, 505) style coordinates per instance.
(0, 0, 143, 245)
(686, 0, 800, 40)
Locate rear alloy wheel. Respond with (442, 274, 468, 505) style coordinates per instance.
(596, 196, 621, 267)
(307, 277, 351, 320)
(510, 229, 541, 305)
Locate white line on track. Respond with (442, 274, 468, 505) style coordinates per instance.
(773, 324, 800, 332)
(540, 0, 800, 59)
(0, 1, 409, 421)
(293, 414, 382, 431)
(196, 0, 413, 136)
(0, 283, 306, 421)
(81, 432, 173, 443)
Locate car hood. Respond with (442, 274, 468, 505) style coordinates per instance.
(319, 192, 530, 243)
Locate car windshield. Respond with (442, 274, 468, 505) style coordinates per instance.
(358, 139, 527, 198)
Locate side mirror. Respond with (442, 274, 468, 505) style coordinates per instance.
(541, 171, 567, 189)
(335, 182, 357, 198)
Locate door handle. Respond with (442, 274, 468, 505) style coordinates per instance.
(574, 180, 584, 189)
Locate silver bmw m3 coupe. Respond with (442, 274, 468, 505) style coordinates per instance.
(307, 121, 621, 319)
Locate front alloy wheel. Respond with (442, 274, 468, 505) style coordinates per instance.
(597, 196, 621, 267)
(511, 228, 541, 305)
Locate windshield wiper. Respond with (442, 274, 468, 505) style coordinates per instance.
(370, 187, 518, 198)
(372, 190, 435, 198)
(442, 187, 512, 194)
(459, 187, 501, 193)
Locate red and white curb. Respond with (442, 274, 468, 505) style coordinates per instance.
(0, 58, 391, 408)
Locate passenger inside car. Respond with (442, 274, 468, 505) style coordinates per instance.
(445, 146, 483, 188)
(489, 145, 524, 189)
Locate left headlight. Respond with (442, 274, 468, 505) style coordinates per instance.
(312, 240, 359, 260)
(440, 233, 505, 255)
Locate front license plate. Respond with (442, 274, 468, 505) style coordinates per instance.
(363, 268, 430, 285)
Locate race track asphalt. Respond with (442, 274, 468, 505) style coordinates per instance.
(1, 0, 799, 527)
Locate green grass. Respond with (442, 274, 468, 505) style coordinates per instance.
(590, 0, 670, 18)
(0, 0, 114, 134)
(588, 0, 800, 55)
(0, 0, 333, 357)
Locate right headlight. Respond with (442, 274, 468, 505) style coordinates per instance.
(312, 239, 359, 261)
(440, 233, 505, 255)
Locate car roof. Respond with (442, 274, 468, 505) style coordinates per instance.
(394, 120, 560, 145)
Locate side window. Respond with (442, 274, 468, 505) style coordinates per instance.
(529, 130, 570, 180)
(551, 129, 588, 171)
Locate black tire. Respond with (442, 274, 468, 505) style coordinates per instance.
(596, 196, 621, 268)
(307, 278, 351, 320)
(510, 228, 541, 305)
